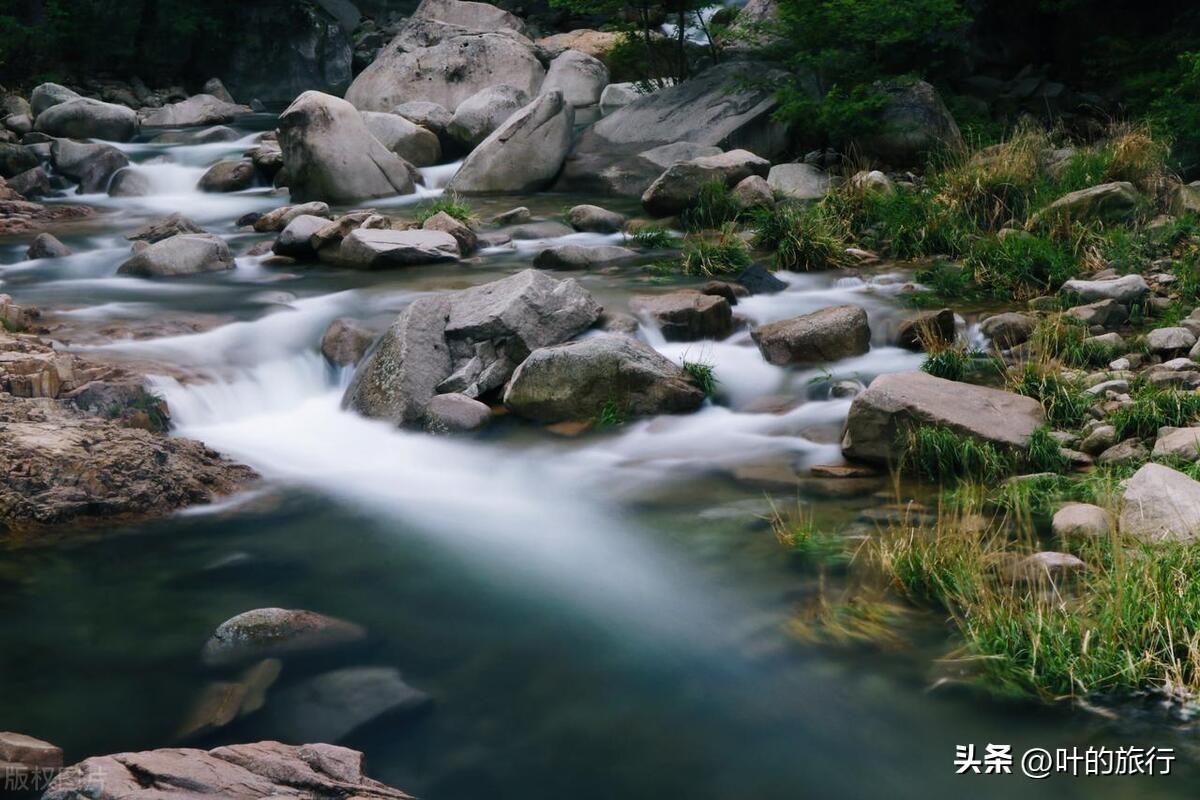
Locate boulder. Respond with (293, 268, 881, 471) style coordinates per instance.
(895, 308, 956, 350)
(1146, 326, 1196, 355)
(503, 334, 706, 423)
(197, 160, 256, 193)
(273, 214, 331, 258)
(262, 666, 430, 744)
(599, 82, 644, 116)
(278, 91, 415, 203)
(8, 166, 50, 198)
(424, 392, 492, 432)
(1098, 439, 1150, 466)
(731, 174, 774, 209)
(393, 100, 452, 135)
(203, 77, 236, 104)
(344, 270, 602, 423)
(201, 607, 366, 668)
(1152, 427, 1200, 461)
(737, 263, 787, 294)
(629, 290, 734, 341)
(345, 3, 543, 113)
(567, 204, 626, 233)
(1051, 503, 1111, 540)
(853, 80, 963, 166)
(4, 113, 32, 135)
(505, 220, 574, 239)
(1119, 463, 1200, 544)
(0, 731, 61, 783)
(537, 29, 622, 60)
(421, 211, 477, 254)
(446, 84, 530, 149)
(50, 139, 129, 194)
(1060, 274, 1149, 304)
(30, 82, 80, 117)
(980, 312, 1036, 347)
(117, 234, 235, 277)
(560, 63, 788, 196)
(42, 741, 412, 800)
(321, 318, 376, 367)
(128, 213, 206, 243)
(26, 233, 71, 260)
(34, 97, 138, 141)
(850, 169, 895, 194)
(541, 49, 609, 108)
(253, 202, 331, 232)
(751, 305, 871, 365)
(532, 244, 636, 269)
(642, 149, 770, 216)
(767, 163, 829, 201)
(1064, 298, 1128, 328)
(561, 141, 724, 198)
(336, 228, 460, 268)
(0, 143, 37, 179)
(361, 110, 441, 167)
(1037, 181, 1142, 225)
(446, 91, 574, 194)
(840, 371, 1046, 465)
(140, 94, 246, 127)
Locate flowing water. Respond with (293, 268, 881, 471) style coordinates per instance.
(0, 119, 1196, 798)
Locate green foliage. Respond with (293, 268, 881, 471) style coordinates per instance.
(595, 399, 627, 428)
(676, 229, 751, 276)
(1110, 383, 1200, 440)
(919, 346, 1001, 382)
(1029, 316, 1116, 369)
(682, 360, 718, 396)
(963, 233, 1079, 300)
(900, 425, 1014, 484)
(626, 225, 675, 249)
(679, 180, 741, 231)
(1010, 363, 1092, 429)
(772, 509, 851, 566)
(749, 203, 852, 271)
(414, 194, 474, 225)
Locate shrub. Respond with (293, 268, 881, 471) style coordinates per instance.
(1111, 384, 1200, 440)
(682, 360, 718, 396)
(679, 180, 742, 231)
(963, 233, 1079, 301)
(677, 229, 752, 276)
(1010, 363, 1092, 429)
(627, 225, 675, 249)
(750, 203, 852, 271)
(899, 425, 1013, 484)
(415, 194, 474, 225)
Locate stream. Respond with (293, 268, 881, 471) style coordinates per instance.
(0, 116, 1195, 798)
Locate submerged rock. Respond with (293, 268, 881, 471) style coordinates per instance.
(503, 334, 706, 423)
(43, 741, 412, 800)
(201, 607, 367, 668)
(263, 666, 431, 744)
(841, 371, 1046, 465)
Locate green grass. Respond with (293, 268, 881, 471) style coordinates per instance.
(1029, 316, 1117, 369)
(771, 508, 852, 567)
(899, 425, 1015, 484)
(1010, 364, 1092, 429)
(679, 180, 741, 231)
(919, 346, 1002, 382)
(676, 230, 751, 277)
(682, 360, 718, 396)
(964, 233, 1079, 301)
(626, 225, 675, 249)
(414, 194, 474, 225)
(1110, 383, 1200, 440)
(595, 399, 627, 428)
(749, 203, 853, 271)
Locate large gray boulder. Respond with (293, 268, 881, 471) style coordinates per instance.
(446, 91, 574, 194)
(344, 270, 601, 424)
(140, 94, 246, 127)
(629, 290, 733, 341)
(767, 163, 830, 201)
(558, 62, 788, 194)
(197, 160, 256, 193)
(278, 91, 415, 203)
(335, 228, 461, 268)
(641, 149, 770, 216)
(1059, 273, 1149, 304)
(1119, 463, 1200, 543)
(116, 234, 235, 277)
(0, 143, 38, 179)
(42, 741, 411, 800)
(751, 305, 870, 365)
(344, 0, 542, 113)
(841, 371, 1046, 465)
(446, 85, 529, 149)
(34, 98, 138, 141)
(1037, 181, 1142, 225)
(540, 49, 609, 108)
(853, 80, 963, 167)
(503, 334, 706, 423)
(360, 111, 441, 167)
(30, 82, 80, 117)
(50, 139, 130, 194)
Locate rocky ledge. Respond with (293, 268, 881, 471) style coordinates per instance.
(43, 741, 411, 800)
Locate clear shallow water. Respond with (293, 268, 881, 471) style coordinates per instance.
(0, 120, 1196, 798)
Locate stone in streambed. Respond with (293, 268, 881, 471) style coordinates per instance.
(360, 110, 441, 167)
(567, 204, 626, 233)
(1060, 273, 1149, 304)
(262, 666, 431, 744)
(35, 97, 138, 141)
(767, 163, 829, 201)
(201, 607, 367, 668)
(532, 244, 636, 269)
(336, 228, 460, 269)
(424, 392, 492, 433)
(1051, 503, 1111, 540)
(321, 318, 376, 367)
(117, 234, 234, 277)
(1119, 463, 1200, 543)
(0, 143, 37, 179)
(50, 139, 129, 194)
(840, 371, 1046, 465)
(980, 312, 1036, 347)
(139, 94, 247, 127)
(895, 308, 955, 351)
(731, 174, 774, 209)
(107, 167, 152, 197)
(446, 84, 530, 149)
(751, 305, 870, 365)
(629, 290, 733, 342)
(421, 211, 477, 255)
(503, 334, 705, 423)
(252, 202, 331, 233)
(26, 233, 71, 260)
(273, 214, 330, 259)
(198, 160, 256, 193)
(127, 213, 206, 243)
(641, 149, 770, 217)
(7, 165, 50, 199)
